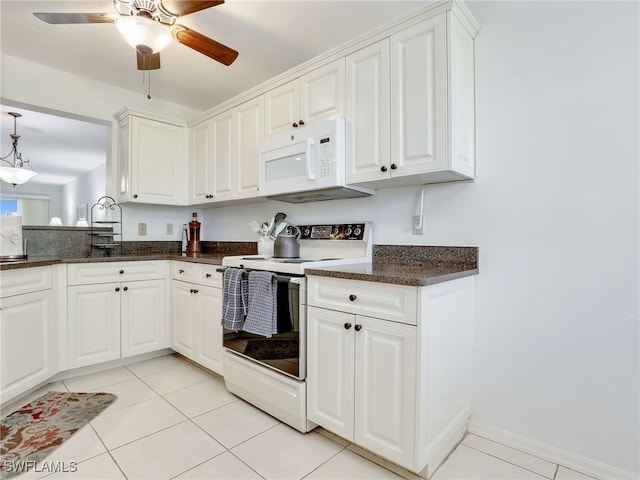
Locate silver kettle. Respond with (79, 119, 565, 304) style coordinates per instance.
(274, 225, 301, 258)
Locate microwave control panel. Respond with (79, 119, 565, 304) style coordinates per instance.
(298, 223, 366, 240)
(317, 135, 334, 177)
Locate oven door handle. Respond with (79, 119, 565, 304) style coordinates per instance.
(217, 266, 303, 284)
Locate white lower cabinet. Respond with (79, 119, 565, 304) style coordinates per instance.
(0, 266, 56, 402)
(307, 307, 416, 467)
(67, 262, 167, 369)
(307, 275, 474, 476)
(170, 261, 224, 375)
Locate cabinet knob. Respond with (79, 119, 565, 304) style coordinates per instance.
(119, 270, 125, 274)
(292, 122, 298, 128)
(206, 273, 212, 278)
(380, 165, 388, 172)
(354, 324, 362, 332)
(349, 294, 357, 302)
(179, 269, 184, 274)
(133, 194, 138, 199)
(115, 287, 120, 292)
(344, 322, 352, 330)
(299, 119, 305, 126)
(390, 163, 398, 170)
(123, 286, 128, 291)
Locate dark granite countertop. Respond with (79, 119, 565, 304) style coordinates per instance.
(305, 262, 478, 286)
(1, 245, 479, 287)
(0, 254, 230, 271)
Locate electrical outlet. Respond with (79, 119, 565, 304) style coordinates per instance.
(138, 223, 147, 236)
(412, 215, 424, 235)
(166, 223, 173, 235)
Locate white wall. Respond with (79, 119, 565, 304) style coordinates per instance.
(0, 1, 637, 475)
(203, 1, 640, 475)
(61, 164, 107, 226)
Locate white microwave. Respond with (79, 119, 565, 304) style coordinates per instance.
(258, 118, 374, 203)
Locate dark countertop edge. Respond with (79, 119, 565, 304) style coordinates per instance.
(0, 254, 234, 270)
(304, 265, 479, 287)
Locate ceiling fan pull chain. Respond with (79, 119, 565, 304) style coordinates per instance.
(147, 71, 152, 99)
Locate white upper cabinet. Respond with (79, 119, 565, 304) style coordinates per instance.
(116, 109, 187, 205)
(265, 59, 345, 136)
(345, 39, 391, 184)
(188, 96, 263, 204)
(347, 6, 479, 187)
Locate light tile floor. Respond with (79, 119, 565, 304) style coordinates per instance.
(1, 354, 601, 480)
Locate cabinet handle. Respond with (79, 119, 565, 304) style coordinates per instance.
(380, 165, 388, 172)
(354, 324, 362, 332)
(349, 294, 357, 302)
(299, 119, 305, 126)
(119, 269, 125, 274)
(133, 194, 138, 199)
(390, 163, 398, 170)
(206, 273, 212, 278)
(115, 287, 120, 292)
(190, 288, 199, 294)
(179, 269, 184, 274)
(344, 322, 352, 330)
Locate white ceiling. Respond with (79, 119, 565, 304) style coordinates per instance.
(0, 0, 432, 186)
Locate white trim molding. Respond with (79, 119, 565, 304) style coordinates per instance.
(467, 420, 638, 480)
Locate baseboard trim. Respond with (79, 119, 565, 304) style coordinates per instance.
(467, 420, 638, 480)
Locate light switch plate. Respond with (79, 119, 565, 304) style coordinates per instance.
(138, 223, 147, 236)
(166, 223, 173, 235)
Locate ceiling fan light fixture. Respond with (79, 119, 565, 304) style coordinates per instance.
(116, 15, 172, 54)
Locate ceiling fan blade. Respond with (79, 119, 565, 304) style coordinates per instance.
(137, 52, 161, 70)
(33, 12, 116, 24)
(171, 25, 238, 66)
(162, 1, 224, 17)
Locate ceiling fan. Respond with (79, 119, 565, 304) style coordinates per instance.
(34, 0, 239, 71)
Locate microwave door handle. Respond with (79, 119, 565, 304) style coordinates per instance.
(306, 138, 316, 180)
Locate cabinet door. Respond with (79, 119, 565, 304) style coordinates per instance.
(264, 80, 299, 136)
(121, 279, 167, 358)
(195, 285, 223, 374)
(211, 110, 235, 201)
(346, 39, 390, 184)
(171, 280, 195, 358)
(68, 284, 120, 368)
(354, 315, 416, 466)
(235, 96, 264, 199)
(391, 15, 447, 177)
(300, 59, 345, 126)
(307, 306, 355, 440)
(131, 116, 186, 204)
(189, 119, 213, 204)
(0, 290, 53, 401)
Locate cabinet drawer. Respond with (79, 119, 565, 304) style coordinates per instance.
(0, 266, 52, 298)
(307, 276, 417, 325)
(68, 261, 165, 285)
(197, 264, 222, 287)
(171, 261, 198, 282)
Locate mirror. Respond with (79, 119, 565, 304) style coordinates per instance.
(0, 101, 110, 226)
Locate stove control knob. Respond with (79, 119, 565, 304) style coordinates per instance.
(303, 227, 311, 237)
(345, 227, 352, 236)
(332, 226, 340, 236)
(353, 227, 362, 237)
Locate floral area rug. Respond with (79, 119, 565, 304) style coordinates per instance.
(0, 391, 117, 479)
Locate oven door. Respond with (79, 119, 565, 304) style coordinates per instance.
(222, 274, 306, 380)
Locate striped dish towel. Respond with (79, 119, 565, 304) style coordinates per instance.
(243, 271, 277, 338)
(221, 268, 248, 331)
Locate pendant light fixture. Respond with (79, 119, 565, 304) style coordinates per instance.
(0, 112, 37, 186)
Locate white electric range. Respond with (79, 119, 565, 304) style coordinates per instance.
(222, 222, 372, 275)
(220, 222, 371, 433)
